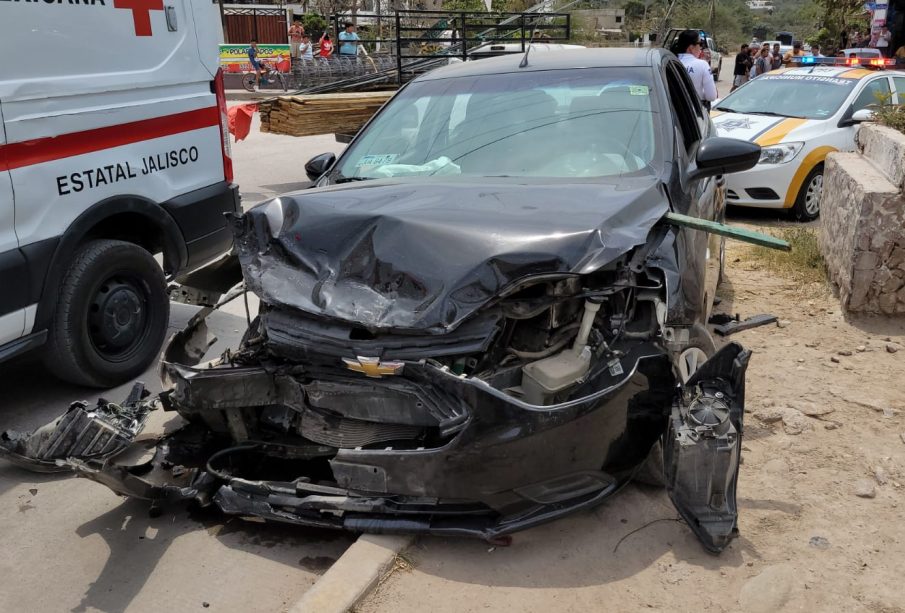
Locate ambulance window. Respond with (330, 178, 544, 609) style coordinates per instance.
(852, 78, 891, 112)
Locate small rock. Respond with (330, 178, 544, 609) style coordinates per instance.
(887, 344, 899, 354)
(854, 479, 877, 498)
(805, 342, 819, 348)
(883, 408, 899, 418)
(838, 350, 853, 356)
(754, 409, 784, 424)
(809, 536, 830, 550)
(777, 319, 791, 328)
(824, 422, 841, 430)
(830, 356, 841, 363)
(856, 345, 867, 352)
(28, 488, 37, 496)
(781, 408, 813, 435)
(202, 604, 210, 609)
(739, 565, 793, 613)
(797, 358, 805, 363)
(875, 466, 889, 485)
(796, 403, 834, 417)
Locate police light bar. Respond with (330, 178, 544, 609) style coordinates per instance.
(790, 56, 899, 69)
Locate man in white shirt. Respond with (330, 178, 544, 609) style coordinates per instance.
(673, 30, 718, 110)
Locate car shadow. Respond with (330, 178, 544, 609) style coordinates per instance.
(68, 498, 355, 613)
(402, 484, 758, 590)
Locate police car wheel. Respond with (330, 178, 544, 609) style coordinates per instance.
(44, 239, 169, 388)
(792, 165, 823, 221)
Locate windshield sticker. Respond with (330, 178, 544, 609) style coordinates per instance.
(356, 154, 398, 167)
(761, 75, 854, 87)
(629, 85, 650, 96)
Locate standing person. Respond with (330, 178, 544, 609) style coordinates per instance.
(783, 41, 805, 65)
(877, 26, 891, 56)
(748, 45, 760, 79)
(674, 30, 717, 110)
(299, 34, 313, 61)
(319, 32, 334, 58)
(338, 22, 360, 57)
(754, 45, 771, 76)
(289, 19, 305, 59)
(851, 31, 862, 48)
(247, 39, 264, 92)
(771, 43, 783, 69)
(731, 43, 751, 92)
(810, 44, 824, 58)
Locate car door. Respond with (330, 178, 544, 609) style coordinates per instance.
(837, 75, 892, 149)
(890, 75, 905, 104)
(0, 101, 26, 346)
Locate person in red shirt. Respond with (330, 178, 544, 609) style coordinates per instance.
(319, 33, 334, 58)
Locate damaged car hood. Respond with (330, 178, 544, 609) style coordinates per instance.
(236, 177, 668, 333)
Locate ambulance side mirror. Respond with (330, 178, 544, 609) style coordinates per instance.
(305, 152, 336, 181)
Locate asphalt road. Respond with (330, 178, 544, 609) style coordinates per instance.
(0, 114, 351, 613)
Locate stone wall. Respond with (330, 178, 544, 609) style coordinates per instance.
(820, 125, 905, 314)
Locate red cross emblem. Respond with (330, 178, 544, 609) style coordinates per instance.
(114, 0, 165, 36)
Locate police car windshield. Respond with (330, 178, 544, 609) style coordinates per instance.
(715, 74, 857, 119)
(334, 67, 662, 181)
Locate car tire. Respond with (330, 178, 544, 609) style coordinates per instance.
(44, 239, 169, 388)
(791, 165, 823, 221)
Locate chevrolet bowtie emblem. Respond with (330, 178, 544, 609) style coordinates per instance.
(342, 356, 404, 378)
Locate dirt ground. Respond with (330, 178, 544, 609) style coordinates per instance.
(358, 230, 905, 613)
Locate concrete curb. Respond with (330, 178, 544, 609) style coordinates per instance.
(288, 534, 414, 613)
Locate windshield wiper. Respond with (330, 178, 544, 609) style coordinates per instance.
(334, 176, 371, 184)
(713, 105, 734, 112)
(744, 111, 806, 119)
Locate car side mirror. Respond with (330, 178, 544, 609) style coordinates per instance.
(689, 137, 761, 181)
(851, 108, 876, 123)
(305, 152, 336, 181)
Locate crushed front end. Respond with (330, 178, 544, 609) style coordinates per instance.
(0, 184, 751, 552)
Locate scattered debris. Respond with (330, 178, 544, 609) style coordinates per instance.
(777, 319, 791, 328)
(824, 423, 841, 430)
(808, 536, 830, 550)
(837, 350, 853, 357)
(856, 345, 867, 352)
(874, 466, 889, 485)
(831, 356, 841, 363)
(887, 344, 900, 354)
(714, 314, 778, 336)
(854, 479, 877, 498)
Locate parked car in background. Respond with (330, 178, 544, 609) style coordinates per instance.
(712, 61, 905, 220)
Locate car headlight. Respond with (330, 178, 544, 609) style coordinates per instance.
(758, 142, 805, 165)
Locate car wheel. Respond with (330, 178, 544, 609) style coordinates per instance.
(792, 165, 823, 221)
(44, 239, 169, 388)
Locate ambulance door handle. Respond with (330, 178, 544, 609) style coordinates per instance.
(166, 6, 178, 32)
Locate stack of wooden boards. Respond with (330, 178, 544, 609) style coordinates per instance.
(259, 92, 393, 137)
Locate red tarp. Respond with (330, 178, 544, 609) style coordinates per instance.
(227, 103, 258, 142)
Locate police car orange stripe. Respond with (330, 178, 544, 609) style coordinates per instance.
(0, 107, 219, 172)
(754, 118, 808, 146)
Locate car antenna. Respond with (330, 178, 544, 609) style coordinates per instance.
(519, 23, 539, 68)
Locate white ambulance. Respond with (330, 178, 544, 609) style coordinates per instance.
(0, 0, 238, 387)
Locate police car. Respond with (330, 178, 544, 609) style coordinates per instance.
(711, 57, 905, 220)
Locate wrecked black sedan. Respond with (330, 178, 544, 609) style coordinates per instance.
(1, 49, 765, 553)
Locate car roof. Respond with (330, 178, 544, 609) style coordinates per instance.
(415, 48, 664, 81)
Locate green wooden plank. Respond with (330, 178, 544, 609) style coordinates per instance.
(663, 212, 792, 252)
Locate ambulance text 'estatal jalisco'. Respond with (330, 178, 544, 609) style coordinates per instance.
(56, 146, 200, 196)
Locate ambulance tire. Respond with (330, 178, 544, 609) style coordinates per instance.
(44, 239, 169, 388)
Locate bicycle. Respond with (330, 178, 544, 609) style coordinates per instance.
(242, 61, 289, 93)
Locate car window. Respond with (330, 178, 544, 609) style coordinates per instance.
(852, 77, 891, 112)
(665, 61, 701, 151)
(894, 77, 905, 104)
(715, 73, 857, 119)
(334, 67, 663, 181)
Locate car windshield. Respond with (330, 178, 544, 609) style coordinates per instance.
(715, 73, 857, 119)
(333, 67, 662, 181)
